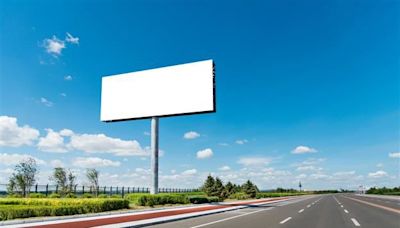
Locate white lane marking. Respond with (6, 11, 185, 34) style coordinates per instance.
(333, 196, 341, 205)
(341, 205, 344, 208)
(344, 209, 349, 213)
(307, 204, 311, 208)
(280, 217, 292, 224)
(190, 208, 272, 228)
(351, 218, 361, 226)
(298, 209, 304, 213)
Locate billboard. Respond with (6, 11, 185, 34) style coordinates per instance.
(101, 59, 215, 122)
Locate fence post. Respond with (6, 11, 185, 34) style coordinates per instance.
(82, 186, 85, 194)
(110, 186, 112, 196)
(104, 186, 106, 194)
(55, 185, 59, 194)
(45, 184, 49, 196)
(122, 187, 124, 197)
(74, 184, 77, 194)
(127, 187, 130, 194)
(35, 184, 38, 193)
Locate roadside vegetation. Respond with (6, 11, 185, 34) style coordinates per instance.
(1, 159, 308, 221)
(366, 187, 400, 196)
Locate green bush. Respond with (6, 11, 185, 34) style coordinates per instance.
(110, 194, 122, 198)
(229, 192, 251, 200)
(206, 196, 220, 203)
(65, 193, 77, 198)
(48, 193, 61, 198)
(187, 196, 220, 204)
(6, 194, 22, 198)
(0, 198, 129, 220)
(136, 194, 189, 207)
(29, 193, 46, 198)
(81, 193, 93, 198)
(98, 194, 109, 198)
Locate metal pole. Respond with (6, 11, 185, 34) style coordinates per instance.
(151, 117, 159, 194)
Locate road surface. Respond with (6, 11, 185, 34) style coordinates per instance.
(149, 194, 399, 228)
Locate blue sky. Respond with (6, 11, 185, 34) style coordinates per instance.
(0, 0, 399, 190)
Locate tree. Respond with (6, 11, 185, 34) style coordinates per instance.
(214, 177, 225, 199)
(242, 180, 258, 198)
(86, 168, 99, 196)
(67, 169, 76, 193)
(202, 174, 216, 197)
(8, 158, 38, 197)
(51, 167, 68, 195)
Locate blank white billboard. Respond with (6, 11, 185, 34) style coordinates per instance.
(101, 59, 215, 122)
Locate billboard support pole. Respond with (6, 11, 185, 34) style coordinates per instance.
(150, 117, 159, 194)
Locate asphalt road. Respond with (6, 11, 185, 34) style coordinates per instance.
(149, 194, 400, 228)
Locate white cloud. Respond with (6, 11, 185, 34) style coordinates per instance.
(237, 157, 270, 166)
(65, 33, 79, 44)
(43, 36, 65, 56)
(40, 97, 53, 107)
(0, 116, 39, 147)
(69, 133, 149, 156)
(196, 148, 213, 159)
(376, 163, 383, 168)
(368, 170, 388, 178)
(235, 139, 248, 145)
(291, 145, 317, 154)
(333, 171, 355, 176)
(64, 75, 73, 81)
(60, 93, 67, 97)
(73, 157, 120, 168)
(50, 159, 65, 168)
(218, 143, 229, 146)
(0, 153, 45, 166)
(37, 129, 68, 153)
(144, 131, 150, 136)
(296, 165, 322, 171)
(59, 129, 74, 137)
(182, 169, 197, 175)
(183, 131, 200, 139)
(389, 152, 400, 158)
(219, 165, 231, 171)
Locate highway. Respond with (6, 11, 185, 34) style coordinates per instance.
(150, 194, 400, 228)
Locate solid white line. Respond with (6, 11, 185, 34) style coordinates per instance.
(190, 208, 272, 228)
(279, 217, 292, 224)
(351, 218, 361, 226)
(344, 209, 349, 213)
(298, 209, 304, 213)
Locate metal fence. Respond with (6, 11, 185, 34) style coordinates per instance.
(0, 184, 199, 197)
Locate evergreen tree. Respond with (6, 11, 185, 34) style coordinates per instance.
(202, 175, 216, 196)
(214, 177, 225, 198)
(242, 180, 258, 198)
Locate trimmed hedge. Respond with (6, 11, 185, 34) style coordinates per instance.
(0, 198, 129, 220)
(187, 196, 220, 204)
(136, 194, 189, 207)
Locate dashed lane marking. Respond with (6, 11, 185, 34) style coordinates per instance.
(351, 218, 361, 226)
(279, 217, 292, 224)
(298, 209, 304, 213)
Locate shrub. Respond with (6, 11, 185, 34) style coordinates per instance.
(0, 199, 129, 220)
(6, 194, 22, 198)
(98, 194, 108, 198)
(136, 194, 189, 207)
(65, 193, 77, 198)
(48, 193, 61, 198)
(81, 193, 93, 198)
(29, 193, 46, 198)
(187, 196, 220, 204)
(229, 192, 251, 200)
(110, 194, 122, 198)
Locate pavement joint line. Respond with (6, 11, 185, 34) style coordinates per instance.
(351, 218, 361, 226)
(189, 207, 273, 228)
(279, 217, 292, 224)
(344, 196, 400, 215)
(298, 209, 304, 213)
(344, 209, 349, 213)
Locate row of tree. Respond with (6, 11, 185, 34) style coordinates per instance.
(366, 186, 400, 195)
(201, 175, 259, 199)
(7, 158, 100, 197)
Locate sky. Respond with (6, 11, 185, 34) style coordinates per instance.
(0, 0, 399, 191)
